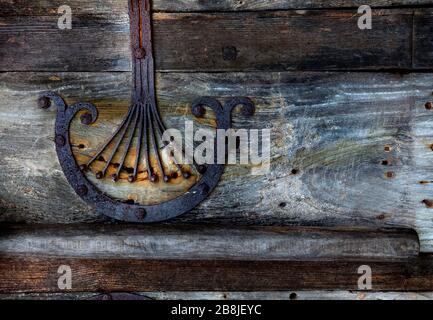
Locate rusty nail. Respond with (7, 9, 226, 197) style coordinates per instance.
(377, 214, 386, 220)
(426, 102, 432, 110)
(192, 105, 206, 118)
(423, 199, 433, 208)
(80, 113, 92, 125)
(38, 97, 51, 109)
(134, 47, 146, 59)
(385, 171, 395, 179)
(55, 135, 66, 148)
(136, 208, 147, 220)
(76, 185, 88, 197)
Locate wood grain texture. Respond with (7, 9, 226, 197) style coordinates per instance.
(2, 291, 433, 300)
(0, 9, 417, 72)
(1, 0, 432, 14)
(414, 9, 433, 69)
(1, 255, 433, 292)
(2, 71, 433, 252)
(0, 225, 419, 261)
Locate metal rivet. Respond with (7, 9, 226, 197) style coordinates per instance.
(38, 97, 51, 109)
(79, 164, 88, 171)
(197, 165, 207, 174)
(241, 105, 255, 117)
(222, 46, 238, 61)
(134, 47, 146, 59)
(182, 171, 191, 179)
(55, 135, 66, 148)
(149, 174, 157, 183)
(128, 176, 136, 183)
(135, 208, 147, 220)
(192, 105, 206, 118)
(163, 175, 170, 183)
(200, 183, 210, 195)
(96, 171, 104, 179)
(76, 185, 88, 196)
(80, 113, 92, 125)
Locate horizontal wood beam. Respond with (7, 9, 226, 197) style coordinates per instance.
(1, 255, 433, 292)
(2, 291, 433, 300)
(1, 9, 428, 72)
(1, 0, 433, 15)
(1, 71, 433, 251)
(0, 225, 419, 261)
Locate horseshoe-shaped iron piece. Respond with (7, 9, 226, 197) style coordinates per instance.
(37, 0, 255, 223)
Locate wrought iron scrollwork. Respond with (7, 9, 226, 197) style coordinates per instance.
(37, 0, 255, 223)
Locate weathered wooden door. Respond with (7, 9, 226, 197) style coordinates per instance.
(2, 0, 433, 298)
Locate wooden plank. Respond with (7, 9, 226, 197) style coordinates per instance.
(2, 291, 433, 300)
(1, 255, 433, 292)
(153, 0, 433, 11)
(1, 0, 433, 15)
(0, 225, 419, 261)
(414, 9, 433, 69)
(0, 10, 414, 71)
(1, 71, 433, 251)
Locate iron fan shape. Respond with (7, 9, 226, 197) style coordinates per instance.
(37, 0, 255, 223)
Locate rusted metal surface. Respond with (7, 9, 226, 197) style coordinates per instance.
(37, 0, 255, 223)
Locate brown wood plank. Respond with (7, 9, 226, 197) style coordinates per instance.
(0, 225, 419, 261)
(1, 255, 433, 292)
(0, 10, 414, 71)
(1, 0, 432, 15)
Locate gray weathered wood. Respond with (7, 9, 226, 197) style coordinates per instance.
(1, 71, 433, 252)
(2, 291, 433, 300)
(0, 225, 419, 261)
(0, 10, 415, 71)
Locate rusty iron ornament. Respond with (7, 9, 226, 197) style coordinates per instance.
(38, 0, 255, 223)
